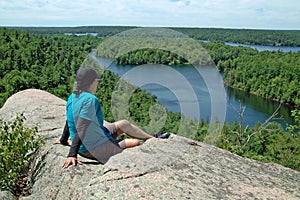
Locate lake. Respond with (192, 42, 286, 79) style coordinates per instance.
(225, 42, 300, 53)
(91, 54, 294, 130)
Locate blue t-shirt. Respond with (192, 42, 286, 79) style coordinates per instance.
(66, 92, 112, 153)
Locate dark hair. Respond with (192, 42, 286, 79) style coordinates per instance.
(73, 66, 101, 95)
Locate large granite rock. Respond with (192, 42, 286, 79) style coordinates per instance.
(0, 89, 299, 200)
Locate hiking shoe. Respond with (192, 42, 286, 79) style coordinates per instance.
(153, 132, 171, 139)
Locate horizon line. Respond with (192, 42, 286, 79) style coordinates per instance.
(1, 25, 300, 31)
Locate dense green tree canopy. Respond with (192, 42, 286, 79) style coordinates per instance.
(201, 41, 300, 107)
(0, 28, 299, 172)
(0, 28, 101, 106)
(7, 26, 300, 46)
(172, 28, 300, 47)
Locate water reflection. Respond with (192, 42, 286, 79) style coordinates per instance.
(226, 86, 293, 128)
(91, 55, 294, 129)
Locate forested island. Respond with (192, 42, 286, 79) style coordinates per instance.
(1, 27, 299, 193)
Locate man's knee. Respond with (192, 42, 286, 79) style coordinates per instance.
(115, 119, 131, 133)
(119, 119, 130, 127)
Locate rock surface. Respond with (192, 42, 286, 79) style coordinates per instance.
(0, 89, 299, 200)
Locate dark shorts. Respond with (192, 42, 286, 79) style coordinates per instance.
(80, 139, 123, 164)
(104, 122, 118, 139)
(79, 122, 126, 163)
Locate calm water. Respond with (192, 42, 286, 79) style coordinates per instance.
(225, 42, 300, 53)
(92, 55, 294, 129)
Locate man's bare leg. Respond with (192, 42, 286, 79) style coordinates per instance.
(115, 120, 154, 140)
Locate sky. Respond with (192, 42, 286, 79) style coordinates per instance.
(1, 0, 299, 30)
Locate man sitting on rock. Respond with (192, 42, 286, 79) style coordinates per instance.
(54, 66, 170, 169)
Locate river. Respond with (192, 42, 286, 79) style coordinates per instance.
(225, 42, 300, 53)
(91, 54, 295, 130)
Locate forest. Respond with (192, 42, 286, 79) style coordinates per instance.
(115, 48, 189, 65)
(6, 26, 300, 46)
(172, 27, 300, 46)
(203, 42, 300, 107)
(0, 28, 102, 106)
(0, 27, 299, 193)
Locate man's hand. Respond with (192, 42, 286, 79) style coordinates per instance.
(62, 157, 82, 169)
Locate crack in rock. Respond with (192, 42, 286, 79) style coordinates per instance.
(105, 168, 161, 182)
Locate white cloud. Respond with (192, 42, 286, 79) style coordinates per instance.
(1, 0, 299, 29)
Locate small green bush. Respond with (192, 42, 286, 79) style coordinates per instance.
(0, 113, 44, 193)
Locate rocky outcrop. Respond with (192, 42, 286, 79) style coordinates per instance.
(0, 89, 299, 200)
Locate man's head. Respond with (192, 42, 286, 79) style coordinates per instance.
(75, 66, 102, 93)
